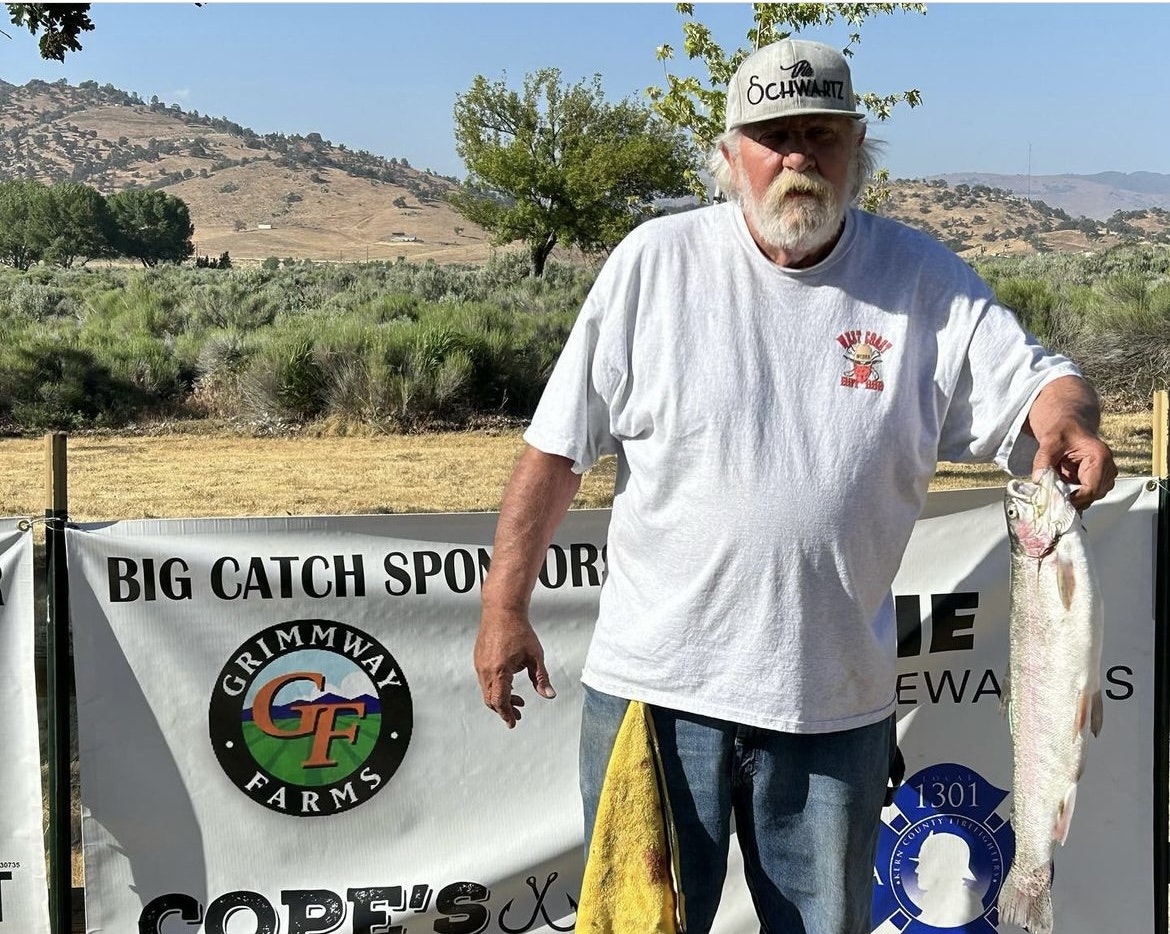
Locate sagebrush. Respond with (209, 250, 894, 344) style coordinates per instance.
(0, 243, 1166, 432)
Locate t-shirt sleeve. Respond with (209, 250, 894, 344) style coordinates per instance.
(938, 298, 1082, 476)
(523, 286, 625, 475)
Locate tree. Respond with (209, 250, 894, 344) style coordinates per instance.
(43, 181, 116, 267)
(451, 68, 695, 277)
(0, 179, 50, 269)
(647, 3, 926, 203)
(4, 3, 93, 60)
(107, 188, 195, 267)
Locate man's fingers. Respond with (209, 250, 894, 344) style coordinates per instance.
(1033, 440, 1118, 511)
(482, 671, 519, 728)
(529, 661, 557, 700)
(476, 643, 557, 728)
(1069, 459, 1117, 509)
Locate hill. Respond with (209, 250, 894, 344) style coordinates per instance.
(932, 171, 1170, 221)
(1, 78, 1168, 265)
(877, 177, 1170, 259)
(0, 77, 497, 264)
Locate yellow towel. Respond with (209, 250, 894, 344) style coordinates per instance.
(576, 700, 685, 933)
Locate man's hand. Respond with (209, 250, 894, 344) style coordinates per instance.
(1032, 431, 1117, 510)
(474, 609, 556, 729)
(473, 446, 581, 728)
(1026, 376, 1118, 510)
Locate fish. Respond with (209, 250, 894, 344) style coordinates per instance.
(997, 467, 1103, 933)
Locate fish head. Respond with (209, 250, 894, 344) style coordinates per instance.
(1004, 467, 1079, 558)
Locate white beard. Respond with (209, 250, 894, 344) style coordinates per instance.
(738, 168, 848, 256)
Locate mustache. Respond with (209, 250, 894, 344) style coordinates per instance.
(768, 170, 834, 202)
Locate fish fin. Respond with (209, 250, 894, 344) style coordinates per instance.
(999, 863, 1054, 934)
(1055, 552, 1077, 610)
(1054, 782, 1078, 845)
(1075, 688, 1105, 738)
(1075, 690, 1090, 733)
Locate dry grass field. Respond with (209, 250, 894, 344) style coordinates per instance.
(0, 412, 1156, 523)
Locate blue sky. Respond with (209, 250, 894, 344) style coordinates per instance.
(2, 3, 1166, 181)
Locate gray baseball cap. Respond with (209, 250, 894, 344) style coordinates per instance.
(725, 39, 863, 131)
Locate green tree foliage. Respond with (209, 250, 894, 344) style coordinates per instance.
(0, 181, 196, 269)
(107, 189, 195, 267)
(195, 251, 233, 269)
(647, 2, 926, 201)
(451, 68, 695, 277)
(0, 179, 50, 270)
(5, 3, 93, 60)
(43, 181, 116, 267)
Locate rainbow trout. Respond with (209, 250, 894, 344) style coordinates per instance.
(998, 468, 1103, 933)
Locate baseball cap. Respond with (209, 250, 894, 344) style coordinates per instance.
(725, 39, 863, 131)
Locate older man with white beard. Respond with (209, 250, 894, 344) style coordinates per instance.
(474, 38, 1116, 934)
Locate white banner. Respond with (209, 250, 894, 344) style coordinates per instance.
(68, 513, 608, 934)
(0, 520, 50, 934)
(67, 480, 1161, 934)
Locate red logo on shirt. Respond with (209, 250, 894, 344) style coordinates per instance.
(836, 330, 891, 391)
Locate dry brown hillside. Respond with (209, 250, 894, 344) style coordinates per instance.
(2, 78, 1169, 266)
(0, 77, 497, 264)
(877, 178, 1170, 259)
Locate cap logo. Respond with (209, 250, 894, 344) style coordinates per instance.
(746, 63, 846, 107)
(726, 39, 859, 131)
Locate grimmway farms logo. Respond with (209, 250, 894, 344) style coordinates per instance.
(210, 619, 412, 816)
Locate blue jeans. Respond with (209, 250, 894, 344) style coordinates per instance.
(580, 686, 895, 934)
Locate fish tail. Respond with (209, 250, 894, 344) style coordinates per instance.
(998, 863, 1054, 934)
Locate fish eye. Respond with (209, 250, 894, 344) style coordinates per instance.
(1006, 504, 1018, 519)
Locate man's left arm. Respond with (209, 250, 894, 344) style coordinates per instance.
(1024, 374, 1118, 509)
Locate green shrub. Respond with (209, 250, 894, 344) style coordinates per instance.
(0, 258, 597, 429)
(89, 332, 189, 400)
(991, 278, 1061, 343)
(183, 280, 280, 330)
(978, 245, 1170, 407)
(192, 331, 256, 416)
(240, 337, 326, 423)
(0, 334, 146, 429)
(7, 280, 73, 319)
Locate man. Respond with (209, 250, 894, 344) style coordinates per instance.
(474, 38, 1116, 934)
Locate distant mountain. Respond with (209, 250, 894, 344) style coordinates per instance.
(929, 171, 1170, 221)
(0, 78, 1167, 264)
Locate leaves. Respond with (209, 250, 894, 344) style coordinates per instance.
(452, 69, 695, 276)
(6, 3, 94, 61)
(0, 179, 51, 270)
(649, 2, 927, 201)
(106, 189, 195, 268)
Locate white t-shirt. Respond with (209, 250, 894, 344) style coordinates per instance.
(524, 203, 1080, 733)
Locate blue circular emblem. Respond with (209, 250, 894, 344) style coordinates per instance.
(872, 763, 1014, 933)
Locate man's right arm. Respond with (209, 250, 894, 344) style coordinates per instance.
(475, 445, 583, 728)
